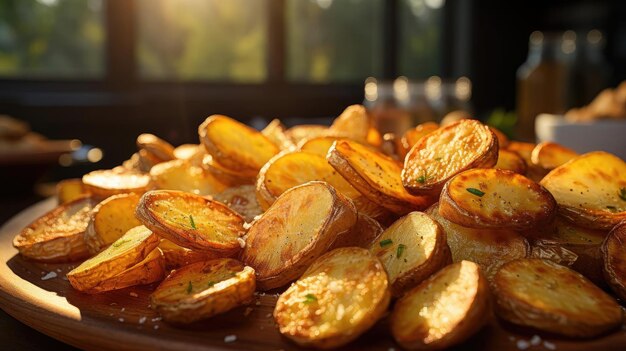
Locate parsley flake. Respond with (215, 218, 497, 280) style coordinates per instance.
(379, 239, 393, 247)
(186, 281, 193, 294)
(607, 205, 618, 213)
(619, 188, 626, 202)
(396, 244, 407, 259)
(303, 294, 317, 304)
(189, 214, 196, 229)
(466, 188, 485, 197)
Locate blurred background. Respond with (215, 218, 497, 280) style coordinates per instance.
(0, 0, 625, 196)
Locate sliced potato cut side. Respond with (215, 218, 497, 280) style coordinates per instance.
(136, 190, 245, 255)
(531, 141, 578, 170)
(492, 258, 622, 338)
(56, 179, 89, 205)
(158, 239, 220, 269)
(440, 168, 556, 230)
(242, 181, 357, 290)
(85, 193, 142, 254)
(285, 124, 328, 144)
(402, 119, 498, 196)
(398, 122, 439, 159)
(67, 225, 159, 291)
(274, 247, 390, 349)
(328, 104, 371, 143)
(151, 258, 255, 324)
(328, 140, 434, 214)
(13, 197, 95, 263)
(540, 151, 626, 230)
(201, 154, 256, 186)
(507, 141, 547, 182)
(150, 159, 227, 196)
(298, 136, 350, 158)
(213, 185, 263, 223)
(391, 261, 490, 350)
(494, 149, 527, 174)
(261, 118, 295, 151)
(602, 221, 626, 301)
(369, 211, 450, 296)
(82, 169, 151, 199)
(198, 114, 279, 173)
(136, 133, 176, 162)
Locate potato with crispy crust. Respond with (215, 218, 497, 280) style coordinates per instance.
(274, 247, 390, 349)
(241, 181, 357, 290)
(397, 122, 439, 159)
(602, 221, 626, 301)
(151, 258, 255, 324)
(201, 154, 256, 186)
(494, 149, 527, 174)
(489, 126, 509, 148)
(56, 179, 89, 205)
(136, 190, 246, 256)
(402, 119, 498, 196)
(369, 212, 450, 296)
(136, 133, 176, 162)
(426, 204, 529, 280)
(285, 124, 328, 144)
(328, 104, 371, 143)
(198, 115, 279, 173)
(213, 185, 263, 223)
(82, 169, 152, 199)
(13, 197, 95, 263)
(531, 141, 578, 170)
(440, 168, 556, 230)
(261, 118, 296, 151)
(328, 139, 434, 214)
(298, 136, 351, 158)
(391, 261, 490, 350)
(67, 225, 160, 292)
(150, 159, 227, 196)
(332, 213, 383, 249)
(84, 193, 142, 254)
(507, 141, 547, 182)
(492, 258, 622, 338)
(540, 151, 626, 230)
(158, 239, 220, 269)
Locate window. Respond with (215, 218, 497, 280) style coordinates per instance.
(0, 0, 105, 78)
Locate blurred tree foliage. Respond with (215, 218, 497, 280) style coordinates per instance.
(398, 0, 442, 78)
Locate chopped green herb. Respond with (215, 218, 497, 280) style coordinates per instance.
(112, 239, 130, 248)
(417, 171, 429, 184)
(303, 293, 317, 304)
(466, 188, 485, 197)
(207, 281, 216, 288)
(186, 281, 193, 294)
(379, 239, 393, 247)
(396, 244, 407, 259)
(607, 205, 618, 213)
(189, 214, 196, 229)
(619, 188, 626, 202)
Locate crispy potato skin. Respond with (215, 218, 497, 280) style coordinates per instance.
(369, 212, 451, 297)
(328, 140, 435, 214)
(540, 151, 626, 230)
(298, 136, 350, 158)
(261, 118, 296, 151)
(82, 169, 152, 199)
(201, 153, 256, 186)
(439, 169, 556, 231)
(213, 184, 263, 223)
(601, 221, 626, 301)
(391, 261, 490, 350)
(136, 190, 246, 255)
(489, 127, 509, 149)
(151, 258, 255, 324)
(241, 181, 357, 290)
(495, 149, 528, 174)
(402, 119, 498, 196)
(158, 239, 220, 270)
(56, 179, 89, 205)
(507, 141, 548, 183)
(84, 193, 142, 254)
(331, 213, 383, 249)
(531, 141, 578, 170)
(198, 114, 279, 173)
(398, 122, 439, 159)
(150, 159, 227, 196)
(13, 196, 95, 263)
(274, 247, 390, 349)
(492, 258, 622, 338)
(328, 104, 371, 143)
(136, 133, 176, 162)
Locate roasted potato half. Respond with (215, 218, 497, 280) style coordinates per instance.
(328, 140, 434, 214)
(13, 196, 95, 262)
(507, 141, 547, 182)
(151, 258, 255, 324)
(213, 184, 263, 223)
(391, 261, 490, 350)
(489, 126, 509, 148)
(82, 169, 151, 199)
(601, 221, 626, 301)
(136, 133, 176, 162)
(328, 104, 371, 143)
(198, 114, 279, 173)
(531, 141, 578, 170)
(83, 248, 166, 294)
(84, 192, 142, 254)
(426, 204, 529, 280)
(67, 225, 160, 292)
(332, 213, 383, 249)
(494, 149, 527, 174)
(274, 247, 390, 349)
(136, 190, 246, 256)
(56, 178, 89, 205)
(540, 151, 626, 230)
(241, 181, 357, 290)
(261, 118, 296, 151)
(440, 168, 556, 230)
(285, 124, 329, 144)
(369, 211, 450, 296)
(201, 154, 256, 186)
(158, 239, 220, 269)
(298, 136, 350, 158)
(402, 119, 498, 196)
(492, 258, 622, 338)
(397, 122, 439, 159)
(150, 159, 227, 196)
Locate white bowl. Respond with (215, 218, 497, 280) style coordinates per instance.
(535, 113, 626, 160)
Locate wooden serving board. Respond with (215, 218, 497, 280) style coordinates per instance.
(1, 199, 626, 351)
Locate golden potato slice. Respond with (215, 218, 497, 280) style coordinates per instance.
(507, 141, 547, 182)
(402, 119, 498, 196)
(261, 118, 296, 151)
(328, 139, 434, 214)
(366, 126, 383, 147)
(83, 248, 166, 294)
(213, 184, 263, 223)
(328, 104, 371, 143)
(82, 169, 151, 199)
(13, 197, 95, 263)
(274, 247, 390, 349)
(136, 133, 176, 162)
(150, 159, 227, 196)
(173, 143, 200, 160)
(201, 153, 256, 186)
(158, 239, 220, 269)
(136, 190, 245, 256)
(256, 151, 361, 210)
(489, 126, 509, 148)
(492, 258, 622, 338)
(56, 178, 89, 205)
(391, 261, 490, 350)
(369, 212, 450, 296)
(298, 136, 349, 157)
(531, 141, 578, 170)
(67, 225, 159, 292)
(540, 151, 626, 230)
(494, 149, 527, 174)
(601, 221, 626, 301)
(241, 181, 357, 290)
(352, 194, 396, 225)
(285, 124, 328, 144)
(198, 114, 279, 173)
(398, 122, 439, 159)
(332, 213, 383, 249)
(151, 258, 255, 324)
(84, 193, 142, 254)
(426, 204, 529, 280)
(440, 168, 556, 230)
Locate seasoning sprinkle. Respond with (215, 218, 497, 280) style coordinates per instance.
(396, 244, 407, 259)
(303, 293, 317, 304)
(619, 187, 626, 202)
(607, 205, 618, 212)
(186, 281, 193, 294)
(207, 281, 216, 288)
(379, 239, 393, 247)
(189, 214, 196, 229)
(466, 188, 485, 197)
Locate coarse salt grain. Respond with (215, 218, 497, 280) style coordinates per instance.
(154, 325, 159, 330)
(121, 307, 125, 312)
(62, 276, 68, 281)
(530, 335, 541, 346)
(130, 292, 138, 298)
(516, 339, 530, 350)
(41, 272, 57, 280)
(244, 307, 253, 316)
(118, 318, 124, 323)
(255, 300, 261, 306)
(56, 268, 62, 272)
(543, 341, 556, 350)
(265, 313, 272, 318)
(152, 317, 162, 322)
(138, 316, 147, 324)
(224, 335, 237, 343)
(237, 237, 246, 248)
